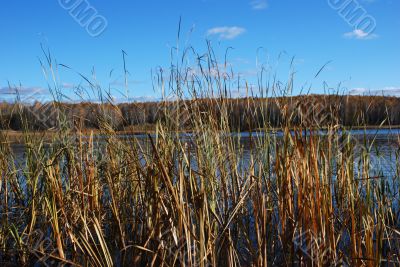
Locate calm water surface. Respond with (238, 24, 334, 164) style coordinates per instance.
(10, 128, 400, 178)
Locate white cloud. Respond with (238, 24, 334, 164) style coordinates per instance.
(250, 0, 268, 10)
(110, 79, 146, 87)
(343, 29, 378, 40)
(207, 26, 246, 40)
(0, 86, 45, 96)
(350, 87, 400, 96)
(349, 88, 369, 94)
(0, 86, 50, 103)
(61, 82, 75, 89)
(108, 95, 159, 103)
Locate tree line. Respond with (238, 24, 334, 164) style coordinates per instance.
(1, 94, 399, 132)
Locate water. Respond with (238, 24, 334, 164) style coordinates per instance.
(4, 128, 400, 265)
(10, 129, 400, 178)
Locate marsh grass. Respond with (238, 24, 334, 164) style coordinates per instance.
(0, 44, 399, 267)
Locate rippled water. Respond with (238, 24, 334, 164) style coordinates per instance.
(4, 129, 400, 266)
(11, 129, 400, 177)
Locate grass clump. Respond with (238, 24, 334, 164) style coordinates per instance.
(0, 44, 399, 266)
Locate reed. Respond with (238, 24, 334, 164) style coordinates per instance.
(0, 44, 399, 266)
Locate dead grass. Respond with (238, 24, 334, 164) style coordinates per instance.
(0, 44, 399, 267)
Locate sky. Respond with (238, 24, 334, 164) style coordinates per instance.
(0, 0, 399, 102)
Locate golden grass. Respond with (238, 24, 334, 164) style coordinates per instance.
(0, 45, 399, 266)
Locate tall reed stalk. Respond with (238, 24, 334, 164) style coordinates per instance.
(0, 43, 399, 266)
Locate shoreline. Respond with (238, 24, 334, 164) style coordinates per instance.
(2, 125, 400, 144)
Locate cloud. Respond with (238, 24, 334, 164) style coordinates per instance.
(350, 87, 400, 96)
(250, 0, 268, 10)
(110, 80, 146, 87)
(0, 86, 50, 103)
(102, 95, 159, 103)
(207, 26, 246, 40)
(61, 82, 75, 89)
(0, 86, 46, 96)
(128, 96, 159, 103)
(343, 29, 378, 40)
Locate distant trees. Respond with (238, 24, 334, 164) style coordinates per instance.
(1, 95, 399, 132)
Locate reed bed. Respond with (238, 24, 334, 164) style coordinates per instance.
(0, 45, 399, 266)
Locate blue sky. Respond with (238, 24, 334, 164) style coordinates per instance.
(0, 0, 399, 102)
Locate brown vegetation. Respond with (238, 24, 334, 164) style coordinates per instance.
(1, 94, 400, 133)
(0, 43, 399, 266)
